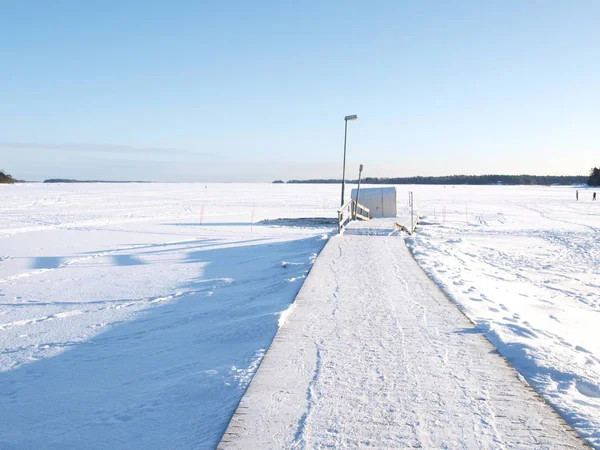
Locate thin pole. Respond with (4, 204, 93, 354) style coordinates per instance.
(340, 119, 348, 207)
(354, 164, 363, 219)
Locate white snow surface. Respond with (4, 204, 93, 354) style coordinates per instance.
(404, 185, 600, 448)
(220, 225, 587, 449)
(0, 183, 335, 449)
(0, 183, 598, 448)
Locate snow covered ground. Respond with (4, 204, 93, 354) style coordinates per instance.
(404, 185, 600, 448)
(0, 183, 336, 449)
(0, 183, 598, 448)
(220, 224, 587, 449)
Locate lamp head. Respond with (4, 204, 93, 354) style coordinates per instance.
(344, 115, 358, 121)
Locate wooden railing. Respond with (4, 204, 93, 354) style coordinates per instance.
(338, 199, 370, 233)
(354, 202, 370, 221)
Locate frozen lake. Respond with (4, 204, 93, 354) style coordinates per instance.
(0, 183, 598, 448)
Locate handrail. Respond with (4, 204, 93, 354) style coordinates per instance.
(354, 202, 370, 221)
(411, 208, 421, 234)
(338, 199, 370, 233)
(339, 199, 353, 213)
(338, 199, 353, 232)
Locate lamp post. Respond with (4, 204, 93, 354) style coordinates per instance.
(341, 114, 358, 207)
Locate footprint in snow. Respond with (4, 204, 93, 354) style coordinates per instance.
(575, 345, 592, 354)
(557, 339, 573, 348)
(480, 294, 493, 303)
(576, 380, 600, 399)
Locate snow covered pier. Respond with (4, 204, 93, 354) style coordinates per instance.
(219, 218, 588, 449)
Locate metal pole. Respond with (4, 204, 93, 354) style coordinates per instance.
(341, 119, 348, 207)
(354, 164, 363, 219)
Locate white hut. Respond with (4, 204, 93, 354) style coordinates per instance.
(351, 187, 397, 218)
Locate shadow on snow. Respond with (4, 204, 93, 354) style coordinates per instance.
(0, 236, 326, 449)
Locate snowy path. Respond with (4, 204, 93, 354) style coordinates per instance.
(220, 225, 587, 448)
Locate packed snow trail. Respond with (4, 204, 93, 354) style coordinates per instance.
(220, 224, 587, 449)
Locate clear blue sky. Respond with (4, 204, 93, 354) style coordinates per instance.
(1, 1, 598, 181)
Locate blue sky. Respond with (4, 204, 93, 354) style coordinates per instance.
(1, 1, 598, 181)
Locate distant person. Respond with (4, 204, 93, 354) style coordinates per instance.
(576, 190, 579, 201)
(594, 192, 597, 201)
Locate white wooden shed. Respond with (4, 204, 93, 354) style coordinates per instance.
(351, 187, 397, 218)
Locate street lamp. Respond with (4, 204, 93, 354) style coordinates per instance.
(341, 114, 358, 207)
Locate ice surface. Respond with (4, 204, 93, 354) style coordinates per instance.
(0, 183, 335, 449)
(0, 183, 598, 448)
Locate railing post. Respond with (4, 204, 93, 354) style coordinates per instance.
(338, 199, 369, 233)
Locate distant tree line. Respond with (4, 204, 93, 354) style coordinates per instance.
(0, 170, 15, 184)
(43, 179, 151, 183)
(281, 174, 588, 186)
(588, 167, 600, 186)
